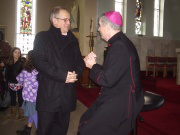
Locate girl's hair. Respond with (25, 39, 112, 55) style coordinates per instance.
(24, 50, 35, 73)
(8, 47, 22, 65)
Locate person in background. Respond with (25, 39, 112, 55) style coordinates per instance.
(0, 49, 5, 101)
(78, 11, 144, 135)
(0, 31, 12, 66)
(0, 31, 12, 111)
(33, 6, 85, 135)
(6, 47, 24, 120)
(16, 50, 38, 135)
(0, 58, 5, 102)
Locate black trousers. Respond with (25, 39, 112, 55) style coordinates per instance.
(9, 88, 23, 107)
(37, 110, 70, 135)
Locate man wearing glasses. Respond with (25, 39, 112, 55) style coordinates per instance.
(33, 6, 85, 135)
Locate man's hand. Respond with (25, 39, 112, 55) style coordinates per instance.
(65, 71, 78, 83)
(84, 52, 97, 69)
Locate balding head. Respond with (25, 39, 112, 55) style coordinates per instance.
(49, 6, 69, 24)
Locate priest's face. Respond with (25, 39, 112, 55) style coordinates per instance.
(53, 9, 71, 35)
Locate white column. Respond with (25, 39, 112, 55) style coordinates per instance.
(176, 48, 180, 85)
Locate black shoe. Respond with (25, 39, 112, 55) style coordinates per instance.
(0, 106, 8, 111)
(34, 130, 38, 135)
(16, 125, 31, 135)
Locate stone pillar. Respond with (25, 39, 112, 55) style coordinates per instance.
(176, 48, 180, 85)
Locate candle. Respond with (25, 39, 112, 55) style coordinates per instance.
(91, 17, 93, 32)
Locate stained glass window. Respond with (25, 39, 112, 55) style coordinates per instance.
(16, 0, 36, 55)
(135, 0, 142, 34)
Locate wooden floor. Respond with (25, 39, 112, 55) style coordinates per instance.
(0, 100, 87, 135)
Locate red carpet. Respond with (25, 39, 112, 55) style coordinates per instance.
(138, 101, 180, 135)
(156, 78, 180, 104)
(76, 74, 180, 135)
(142, 77, 180, 104)
(76, 86, 100, 108)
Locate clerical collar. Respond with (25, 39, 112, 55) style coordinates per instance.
(62, 33, 67, 36)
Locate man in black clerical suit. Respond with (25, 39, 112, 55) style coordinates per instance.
(79, 11, 144, 135)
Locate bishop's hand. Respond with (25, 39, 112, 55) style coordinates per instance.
(84, 52, 97, 69)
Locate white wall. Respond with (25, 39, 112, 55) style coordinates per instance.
(96, 0, 115, 64)
(36, 0, 73, 33)
(163, 0, 180, 40)
(141, 0, 154, 37)
(0, 0, 16, 46)
(78, 0, 97, 56)
(125, 0, 136, 36)
(77, 0, 85, 56)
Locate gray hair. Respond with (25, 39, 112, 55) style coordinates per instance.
(99, 13, 122, 31)
(49, 6, 67, 24)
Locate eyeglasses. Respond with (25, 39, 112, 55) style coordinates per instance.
(55, 18, 71, 23)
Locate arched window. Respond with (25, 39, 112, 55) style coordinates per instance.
(16, 0, 36, 55)
(154, 0, 164, 37)
(115, 0, 127, 33)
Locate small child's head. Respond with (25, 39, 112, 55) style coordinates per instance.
(24, 50, 35, 72)
(26, 50, 33, 61)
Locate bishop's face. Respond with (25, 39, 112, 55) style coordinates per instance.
(53, 9, 71, 35)
(98, 20, 109, 41)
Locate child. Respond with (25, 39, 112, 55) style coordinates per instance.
(6, 47, 24, 120)
(16, 50, 38, 135)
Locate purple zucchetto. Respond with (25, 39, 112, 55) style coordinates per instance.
(105, 11, 123, 27)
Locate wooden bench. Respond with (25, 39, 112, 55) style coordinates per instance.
(146, 56, 177, 77)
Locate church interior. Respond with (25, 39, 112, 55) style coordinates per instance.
(0, 0, 180, 135)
